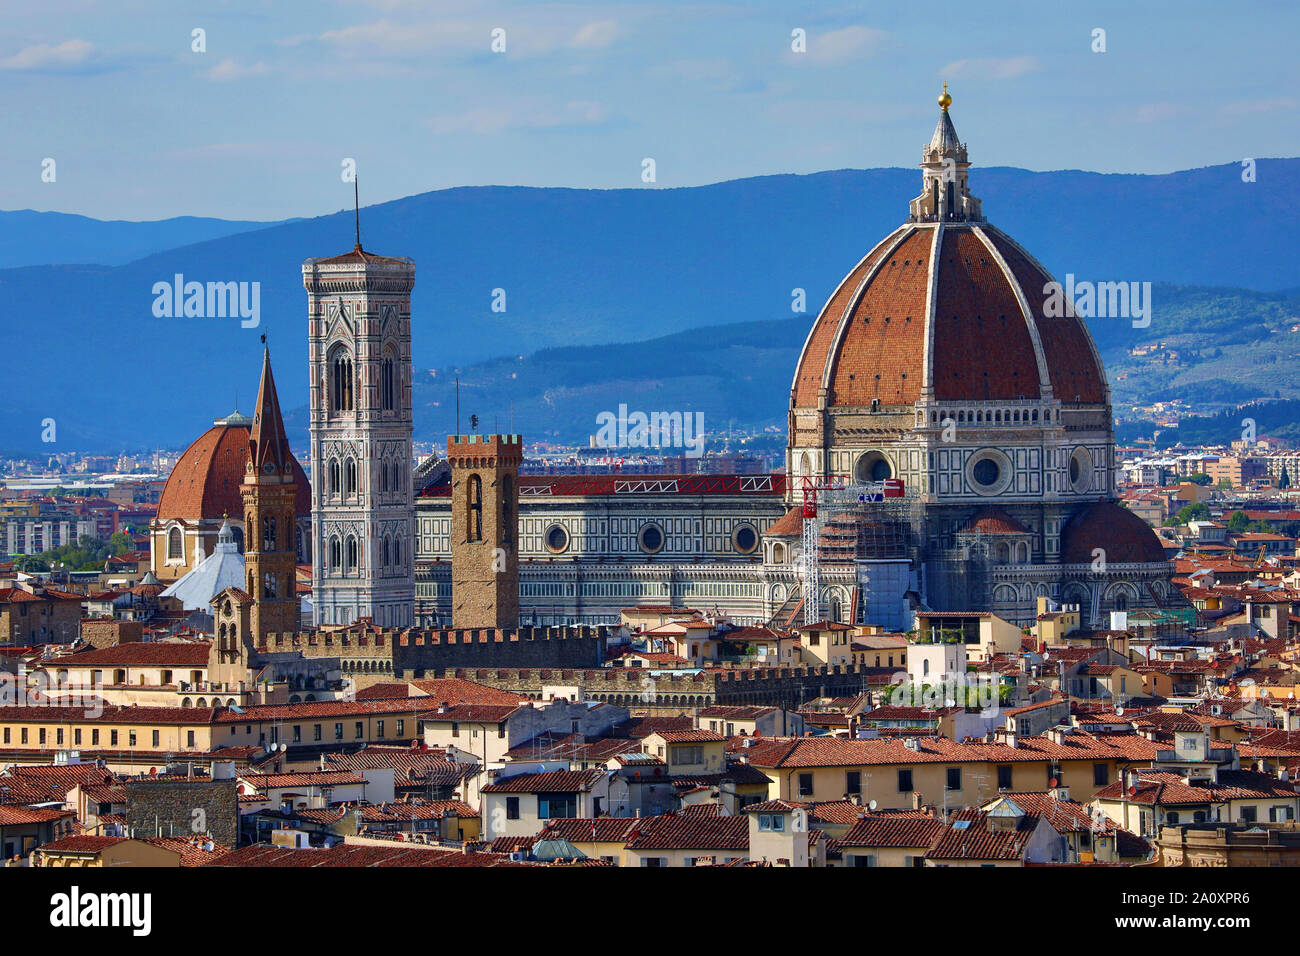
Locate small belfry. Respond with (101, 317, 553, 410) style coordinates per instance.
(909, 83, 983, 223)
(241, 345, 301, 640)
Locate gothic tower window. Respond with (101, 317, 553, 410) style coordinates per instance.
(381, 354, 396, 412)
(346, 535, 358, 572)
(264, 572, 277, 599)
(467, 474, 483, 542)
(345, 458, 357, 498)
(330, 347, 354, 413)
(328, 458, 340, 496)
(262, 517, 276, 551)
(329, 535, 341, 572)
(167, 527, 182, 559)
(382, 535, 391, 567)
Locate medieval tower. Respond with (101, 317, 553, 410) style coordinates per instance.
(304, 241, 416, 628)
(448, 433, 521, 629)
(240, 347, 301, 640)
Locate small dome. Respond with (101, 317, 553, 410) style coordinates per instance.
(1060, 502, 1168, 565)
(157, 419, 310, 522)
(959, 507, 1029, 535)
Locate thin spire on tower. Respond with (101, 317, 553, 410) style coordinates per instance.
(249, 343, 291, 475)
(354, 176, 361, 250)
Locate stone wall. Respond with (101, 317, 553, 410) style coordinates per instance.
(124, 777, 239, 848)
(80, 618, 144, 648)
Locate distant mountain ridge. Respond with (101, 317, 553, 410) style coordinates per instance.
(1, 159, 1297, 454)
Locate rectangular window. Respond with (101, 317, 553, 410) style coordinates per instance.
(997, 765, 1013, 790)
(846, 771, 861, 795)
(334, 722, 344, 741)
(313, 724, 322, 742)
(128, 731, 136, 747)
(1240, 806, 1257, 823)
(946, 767, 961, 792)
(898, 769, 913, 793)
(451, 722, 460, 738)
(396, 720, 405, 737)
(377, 720, 384, 739)
(798, 773, 813, 797)
(355, 721, 364, 739)
(539, 794, 578, 819)
(187, 731, 195, 748)
(1093, 763, 1109, 786)
(92, 729, 99, 745)
(293, 726, 302, 743)
(110, 730, 117, 746)
(2, 728, 8, 744)
(505, 797, 520, 820)
(74, 729, 82, 745)
(152, 730, 160, 747)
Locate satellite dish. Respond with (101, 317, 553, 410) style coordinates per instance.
(868, 799, 878, 811)
(1115, 707, 1125, 717)
(1128, 785, 1138, 796)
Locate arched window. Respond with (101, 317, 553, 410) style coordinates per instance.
(329, 535, 341, 571)
(394, 538, 401, 567)
(330, 347, 354, 413)
(262, 517, 276, 551)
(382, 535, 391, 567)
(167, 527, 182, 559)
(379, 460, 388, 493)
(328, 458, 340, 496)
(1114, 592, 1129, 611)
(344, 458, 357, 497)
(467, 474, 483, 542)
(263, 571, 277, 599)
(381, 355, 396, 412)
(346, 535, 358, 571)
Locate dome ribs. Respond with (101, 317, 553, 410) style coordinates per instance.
(825, 228, 932, 407)
(791, 226, 907, 407)
(983, 229, 1107, 405)
(157, 422, 312, 522)
(931, 228, 1040, 402)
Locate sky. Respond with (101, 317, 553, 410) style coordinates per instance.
(4, 0, 1297, 221)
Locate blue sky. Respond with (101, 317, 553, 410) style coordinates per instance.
(4, 0, 1297, 221)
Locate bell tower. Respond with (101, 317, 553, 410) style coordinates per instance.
(304, 240, 416, 628)
(241, 347, 301, 640)
(448, 433, 521, 629)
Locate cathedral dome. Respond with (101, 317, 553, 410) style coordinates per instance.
(1060, 502, 1168, 565)
(157, 413, 311, 522)
(791, 98, 1108, 414)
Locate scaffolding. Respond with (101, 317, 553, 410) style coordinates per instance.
(798, 477, 920, 625)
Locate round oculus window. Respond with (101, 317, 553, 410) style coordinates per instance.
(732, 524, 759, 554)
(972, 458, 1000, 487)
(544, 524, 570, 554)
(638, 523, 665, 554)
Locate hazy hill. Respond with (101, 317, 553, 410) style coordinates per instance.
(1, 159, 1297, 453)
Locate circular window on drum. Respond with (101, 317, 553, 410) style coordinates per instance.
(544, 523, 570, 554)
(638, 523, 665, 554)
(854, 450, 893, 483)
(1069, 446, 1093, 494)
(732, 523, 759, 555)
(966, 449, 1014, 496)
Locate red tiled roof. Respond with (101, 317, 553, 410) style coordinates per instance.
(62, 641, 211, 668)
(481, 770, 603, 793)
(623, 813, 748, 851)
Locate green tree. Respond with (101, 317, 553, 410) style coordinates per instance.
(108, 531, 132, 556)
(1176, 502, 1211, 524)
(1186, 473, 1213, 486)
(1226, 510, 1251, 533)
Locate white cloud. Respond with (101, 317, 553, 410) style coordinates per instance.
(1220, 96, 1298, 117)
(427, 100, 609, 135)
(571, 20, 618, 49)
(0, 38, 94, 71)
(940, 55, 1041, 80)
(206, 58, 270, 81)
(806, 26, 886, 65)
